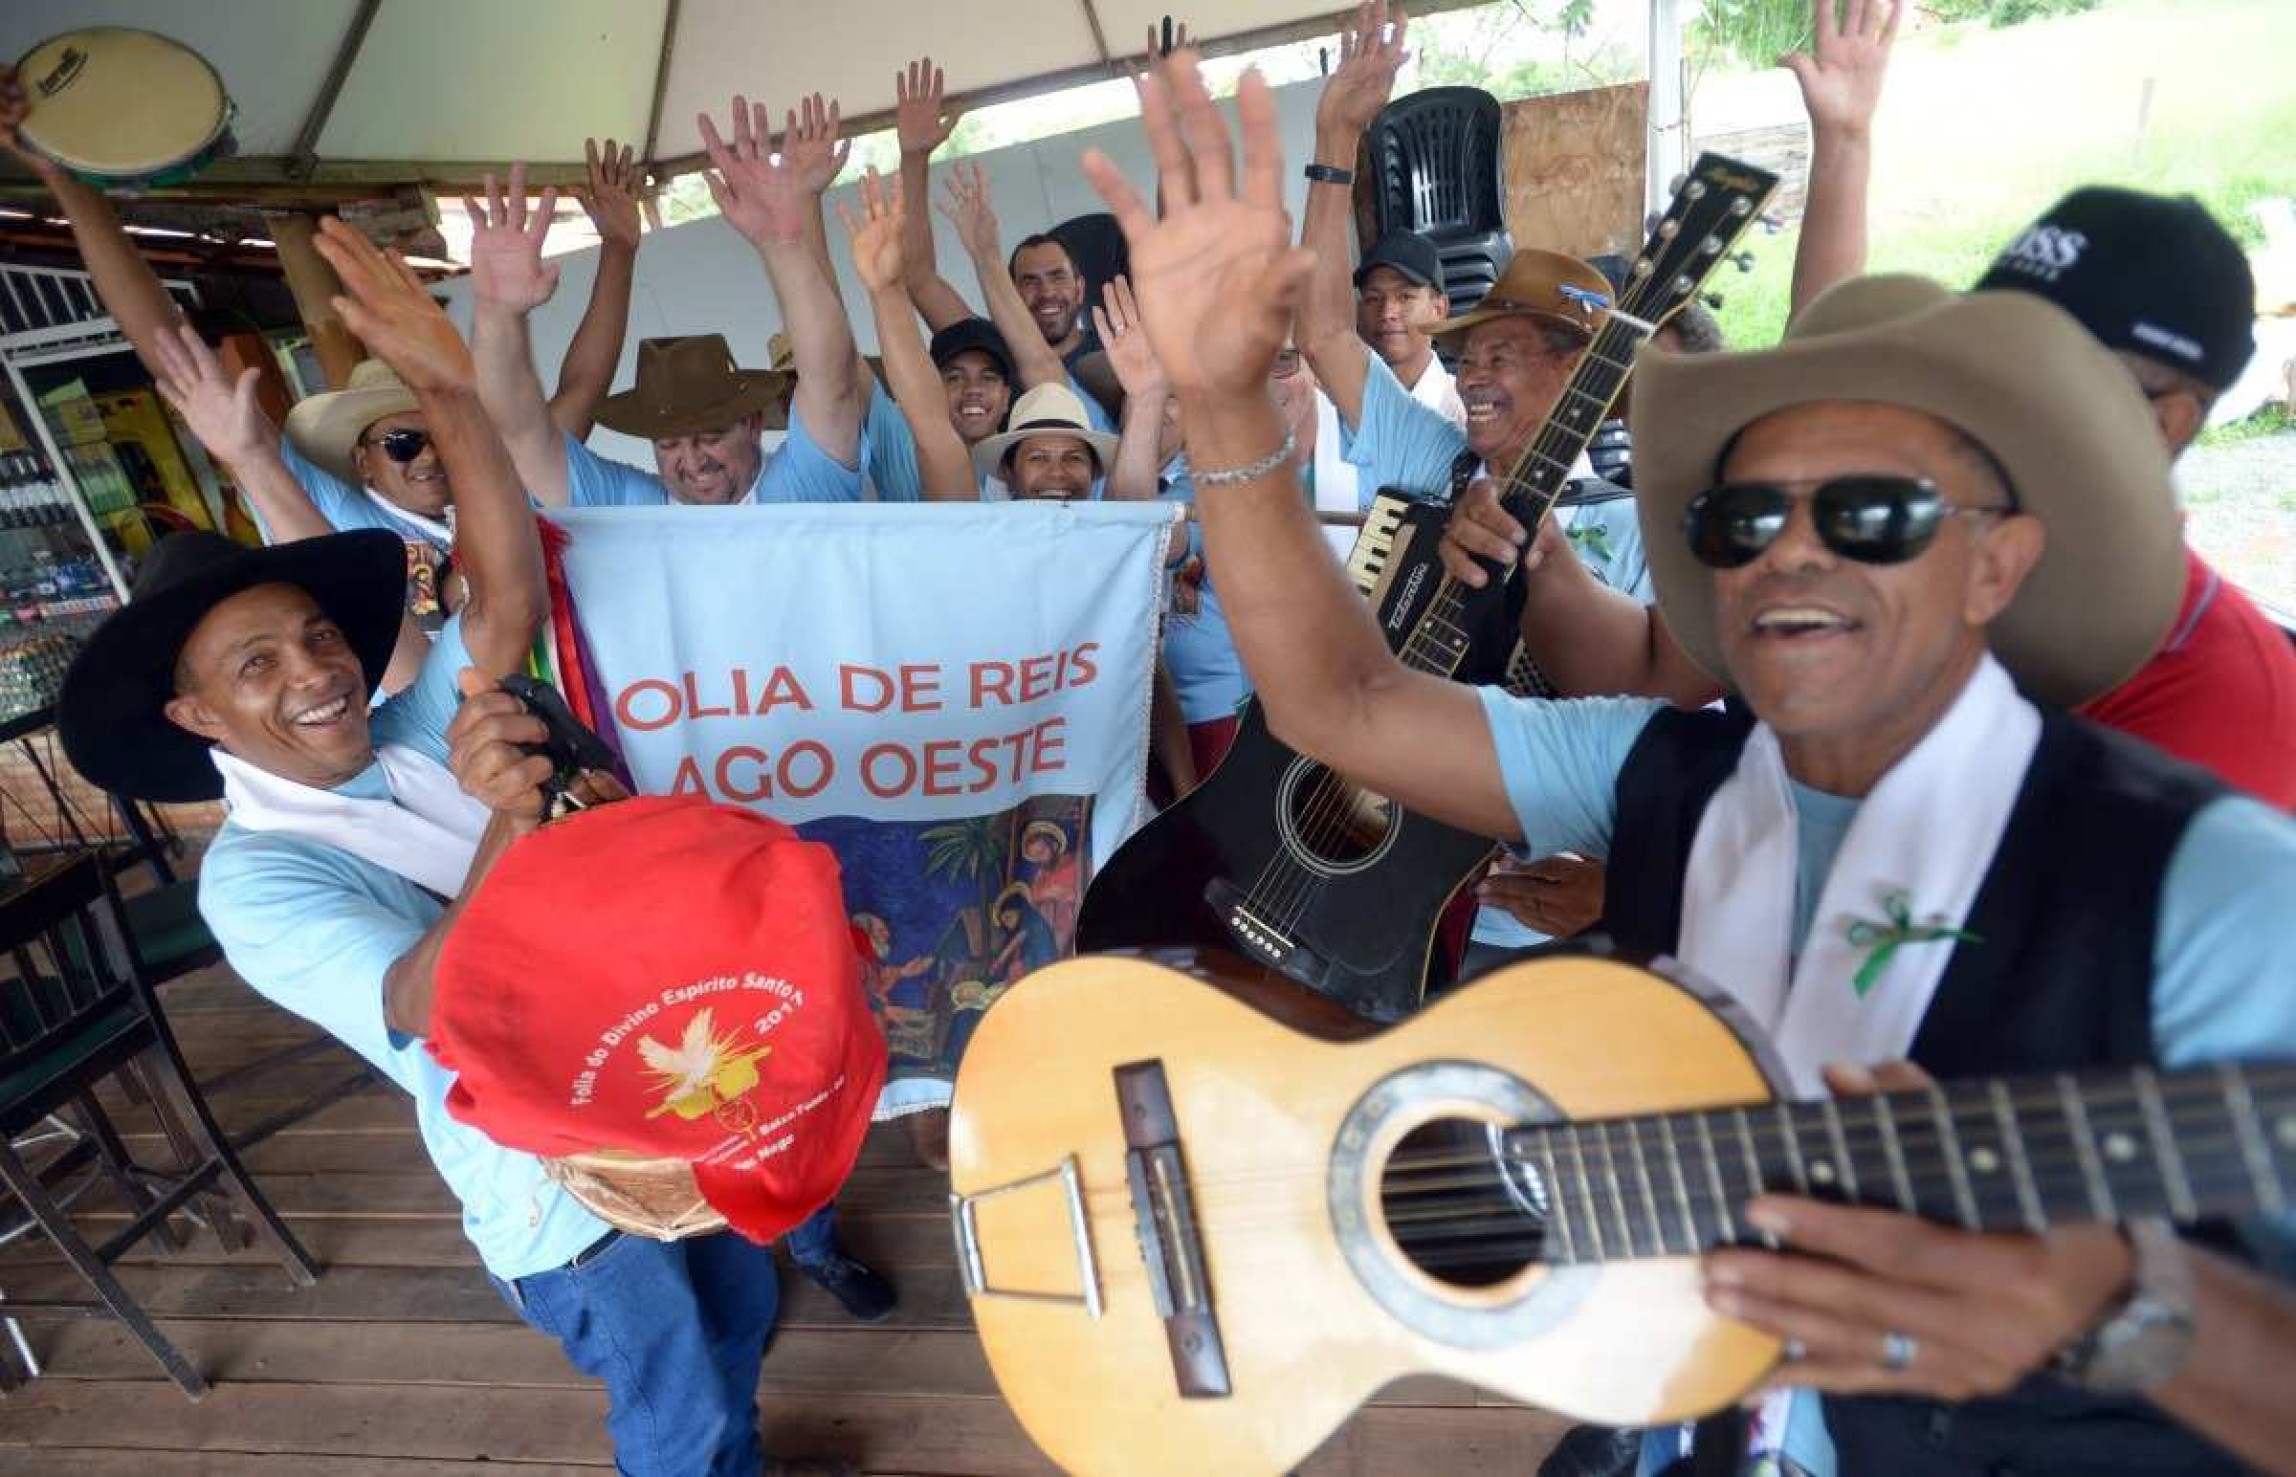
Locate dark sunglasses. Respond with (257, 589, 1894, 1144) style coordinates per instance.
(1682, 475, 2015, 569)
(359, 427, 430, 464)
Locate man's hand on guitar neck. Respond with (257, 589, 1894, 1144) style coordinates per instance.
(1438, 478, 1722, 709)
(1704, 1060, 2135, 1404)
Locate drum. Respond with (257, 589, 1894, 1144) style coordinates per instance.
(12, 28, 236, 189)
(543, 1149, 728, 1242)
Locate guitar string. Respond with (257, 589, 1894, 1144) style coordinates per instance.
(1251, 323, 1644, 937)
(1070, 1126, 2273, 1223)
(1050, 1077, 2293, 1217)
(1258, 328, 1638, 922)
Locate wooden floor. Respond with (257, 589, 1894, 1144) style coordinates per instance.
(0, 964, 1571, 1475)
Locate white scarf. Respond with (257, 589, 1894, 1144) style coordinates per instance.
(214, 745, 491, 900)
(1675, 654, 2041, 1097)
(361, 488, 453, 549)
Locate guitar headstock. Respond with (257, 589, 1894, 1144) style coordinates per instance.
(1617, 154, 1780, 330)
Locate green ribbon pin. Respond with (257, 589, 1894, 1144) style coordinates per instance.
(1842, 889, 1981, 998)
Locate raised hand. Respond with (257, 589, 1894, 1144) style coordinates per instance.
(1316, 0, 1410, 138)
(577, 137, 644, 250)
(150, 322, 275, 468)
(935, 161, 1002, 263)
(1782, 0, 1905, 139)
(1092, 275, 1165, 400)
(1145, 20, 1196, 57)
(313, 216, 476, 393)
(461, 163, 562, 313)
(894, 57, 962, 156)
(1082, 54, 1311, 402)
(836, 168, 908, 293)
(783, 92, 850, 198)
(698, 95, 809, 248)
(0, 66, 63, 183)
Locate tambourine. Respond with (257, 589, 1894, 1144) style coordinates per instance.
(543, 1149, 728, 1242)
(12, 28, 237, 189)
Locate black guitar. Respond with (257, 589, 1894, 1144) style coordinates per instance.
(1078, 156, 1781, 1022)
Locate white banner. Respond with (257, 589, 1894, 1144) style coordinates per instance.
(549, 502, 1177, 1110)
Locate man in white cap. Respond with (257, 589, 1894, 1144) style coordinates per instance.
(1091, 47, 2296, 1477)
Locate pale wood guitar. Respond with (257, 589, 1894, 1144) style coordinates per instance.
(947, 950, 2295, 1476)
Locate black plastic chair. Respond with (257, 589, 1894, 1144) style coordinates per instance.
(1366, 87, 1514, 317)
(0, 851, 315, 1397)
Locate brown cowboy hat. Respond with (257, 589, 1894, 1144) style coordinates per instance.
(593, 334, 791, 439)
(1428, 248, 1615, 346)
(1630, 274, 2183, 709)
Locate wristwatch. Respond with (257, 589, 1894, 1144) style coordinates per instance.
(2053, 1218, 2196, 1394)
(1304, 163, 1354, 186)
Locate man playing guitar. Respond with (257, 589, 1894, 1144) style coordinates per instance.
(1080, 44, 2296, 1477)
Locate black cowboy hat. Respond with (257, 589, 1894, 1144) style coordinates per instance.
(59, 530, 407, 804)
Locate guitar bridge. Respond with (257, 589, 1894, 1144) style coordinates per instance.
(1204, 877, 1330, 990)
(1115, 1060, 1232, 1399)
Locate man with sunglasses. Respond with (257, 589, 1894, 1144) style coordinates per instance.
(1095, 47, 2296, 1477)
(1444, 136, 2296, 812)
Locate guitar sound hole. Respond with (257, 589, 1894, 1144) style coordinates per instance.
(1276, 760, 1399, 875)
(1381, 1119, 1544, 1288)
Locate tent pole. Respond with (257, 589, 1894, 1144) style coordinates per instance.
(1646, 0, 1686, 227)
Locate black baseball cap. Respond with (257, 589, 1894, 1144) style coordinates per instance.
(1354, 230, 1445, 294)
(1975, 186, 2256, 392)
(928, 317, 1017, 382)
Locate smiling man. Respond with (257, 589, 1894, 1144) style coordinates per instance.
(472, 104, 868, 511)
(1092, 47, 2296, 1477)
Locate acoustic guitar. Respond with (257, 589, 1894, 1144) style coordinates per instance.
(1075, 154, 1780, 1022)
(948, 951, 2294, 1476)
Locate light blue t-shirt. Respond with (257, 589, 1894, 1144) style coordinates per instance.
(560, 405, 863, 508)
(1155, 456, 1251, 726)
(273, 440, 453, 551)
(861, 379, 1113, 504)
(198, 619, 609, 1280)
(1471, 689, 2296, 1476)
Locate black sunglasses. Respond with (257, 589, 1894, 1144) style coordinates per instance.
(1682, 475, 2015, 570)
(360, 427, 430, 464)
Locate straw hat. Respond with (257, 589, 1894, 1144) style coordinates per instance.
(969, 383, 1120, 483)
(1630, 274, 2183, 708)
(282, 359, 419, 484)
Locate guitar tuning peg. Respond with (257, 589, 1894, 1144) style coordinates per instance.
(1759, 212, 1785, 235)
(1668, 173, 1687, 195)
(1732, 251, 1757, 273)
(1701, 292, 1726, 312)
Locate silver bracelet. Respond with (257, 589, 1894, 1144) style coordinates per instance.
(1191, 427, 1297, 488)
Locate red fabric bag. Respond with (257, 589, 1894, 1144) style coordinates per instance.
(431, 796, 885, 1243)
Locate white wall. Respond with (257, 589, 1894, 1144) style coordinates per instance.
(437, 79, 1329, 467)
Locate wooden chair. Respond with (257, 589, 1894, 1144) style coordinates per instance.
(0, 851, 316, 1397)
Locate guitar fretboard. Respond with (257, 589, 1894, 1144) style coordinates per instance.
(1498, 1062, 2296, 1264)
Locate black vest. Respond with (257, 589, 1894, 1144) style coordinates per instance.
(1606, 705, 2249, 1475)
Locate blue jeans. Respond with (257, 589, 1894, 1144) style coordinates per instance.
(492, 1206, 840, 1476)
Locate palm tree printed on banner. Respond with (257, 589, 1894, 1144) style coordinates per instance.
(922, 815, 1010, 934)
(637, 1008, 775, 1136)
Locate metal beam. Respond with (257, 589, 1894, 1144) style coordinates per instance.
(289, 0, 386, 178)
(642, 0, 684, 167)
(1078, 0, 1114, 65)
(645, 0, 1490, 182)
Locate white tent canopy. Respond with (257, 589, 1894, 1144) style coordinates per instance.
(0, 0, 1494, 194)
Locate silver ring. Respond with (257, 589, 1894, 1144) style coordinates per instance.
(1880, 1330, 1918, 1372)
(1783, 1337, 1809, 1363)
